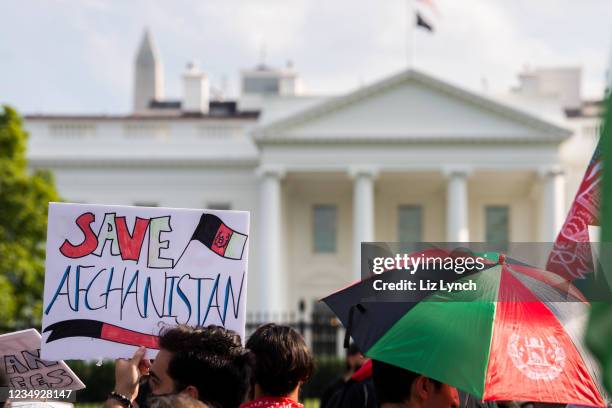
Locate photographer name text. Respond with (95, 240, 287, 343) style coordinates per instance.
(373, 279, 478, 292)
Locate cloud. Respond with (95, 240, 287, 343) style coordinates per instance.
(0, 0, 610, 113)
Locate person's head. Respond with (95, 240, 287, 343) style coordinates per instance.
(149, 325, 251, 408)
(246, 323, 314, 398)
(372, 360, 459, 408)
(346, 343, 366, 373)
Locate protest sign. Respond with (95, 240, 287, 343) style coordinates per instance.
(41, 203, 249, 360)
(0, 329, 85, 390)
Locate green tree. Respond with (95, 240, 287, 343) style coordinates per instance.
(0, 105, 60, 329)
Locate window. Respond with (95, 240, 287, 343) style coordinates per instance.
(49, 123, 96, 138)
(582, 124, 601, 139)
(124, 123, 169, 140)
(242, 77, 280, 94)
(207, 202, 232, 210)
(398, 205, 422, 243)
(485, 206, 509, 248)
(313, 205, 337, 253)
(199, 125, 241, 138)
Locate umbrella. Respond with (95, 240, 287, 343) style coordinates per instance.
(322, 250, 607, 407)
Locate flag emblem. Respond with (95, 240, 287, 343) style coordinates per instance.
(547, 148, 601, 279)
(507, 334, 566, 381)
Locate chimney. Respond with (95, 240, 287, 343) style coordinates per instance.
(182, 62, 209, 114)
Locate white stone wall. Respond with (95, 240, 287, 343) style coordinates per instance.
(23, 67, 594, 315)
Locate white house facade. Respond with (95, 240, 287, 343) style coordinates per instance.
(23, 32, 604, 328)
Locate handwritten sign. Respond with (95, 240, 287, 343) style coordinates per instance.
(0, 329, 85, 390)
(41, 203, 249, 360)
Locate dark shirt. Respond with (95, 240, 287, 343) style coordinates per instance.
(320, 378, 346, 408)
(326, 377, 377, 408)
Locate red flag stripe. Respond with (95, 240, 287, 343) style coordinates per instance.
(101, 323, 160, 349)
(210, 222, 234, 257)
(484, 268, 604, 406)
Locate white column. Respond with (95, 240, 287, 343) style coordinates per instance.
(445, 168, 470, 242)
(540, 166, 565, 241)
(351, 168, 376, 281)
(258, 167, 285, 316)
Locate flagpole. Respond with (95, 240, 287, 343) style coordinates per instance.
(406, 0, 415, 68)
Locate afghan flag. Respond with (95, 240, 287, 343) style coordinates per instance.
(415, 0, 436, 32)
(189, 213, 247, 260)
(546, 145, 602, 280)
(416, 12, 434, 32)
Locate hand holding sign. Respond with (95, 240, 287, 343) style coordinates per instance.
(114, 347, 151, 401)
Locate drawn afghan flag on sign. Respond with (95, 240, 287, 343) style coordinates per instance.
(189, 213, 248, 260)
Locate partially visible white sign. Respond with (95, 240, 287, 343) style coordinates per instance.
(0, 329, 85, 390)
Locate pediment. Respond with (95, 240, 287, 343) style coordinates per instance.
(254, 69, 570, 144)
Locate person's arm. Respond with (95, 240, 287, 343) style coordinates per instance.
(104, 347, 151, 408)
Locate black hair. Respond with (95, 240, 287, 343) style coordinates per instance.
(158, 325, 251, 408)
(347, 342, 362, 356)
(246, 323, 314, 396)
(372, 359, 441, 404)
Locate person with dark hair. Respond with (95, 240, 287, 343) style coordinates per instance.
(345, 343, 367, 374)
(321, 343, 367, 408)
(322, 346, 375, 408)
(241, 323, 314, 408)
(104, 325, 251, 408)
(328, 360, 377, 408)
(320, 343, 366, 408)
(372, 360, 459, 408)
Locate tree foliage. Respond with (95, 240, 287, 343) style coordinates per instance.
(0, 105, 60, 329)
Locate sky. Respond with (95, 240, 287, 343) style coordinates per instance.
(1, 0, 611, 114)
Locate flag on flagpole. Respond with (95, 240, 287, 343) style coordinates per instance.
(407, 0, 437, 66)
(416, 12, 434, 32)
